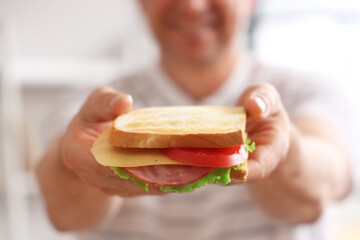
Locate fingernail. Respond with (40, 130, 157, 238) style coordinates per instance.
(110, 95, 123, 109)
(253, 96, 266, 114)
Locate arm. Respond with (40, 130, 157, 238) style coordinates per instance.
(238, 84, 352, 223)
(36, 87, 165, 231)
(36, 137, 123, 231)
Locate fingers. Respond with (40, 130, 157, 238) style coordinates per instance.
(79, 172, 166, 197)
(237, 84, 290, 182)
(238, 83, 282, 121)
(63, 86, 133, 186)
(245, 123, 290, 182)
(79, 87, 133, 123)
(246, 146, 279, 181)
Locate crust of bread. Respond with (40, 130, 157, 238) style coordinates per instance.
(109, 106, 246, 148)
(230, 164, 248, 182)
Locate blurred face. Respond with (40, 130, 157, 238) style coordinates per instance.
(140, 0, 254, 64)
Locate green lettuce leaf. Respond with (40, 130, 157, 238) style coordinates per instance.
(244, 138, 256, 153)
(110, 161, 247, 194)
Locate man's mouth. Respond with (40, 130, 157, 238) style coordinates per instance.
(166, 13, 219, 36)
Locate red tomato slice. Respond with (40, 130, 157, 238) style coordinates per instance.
(162, 146, 248, 168)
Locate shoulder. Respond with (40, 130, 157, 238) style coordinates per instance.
(248, 56, 340, 95)
(247, 57, 347, 119)
(248, 57, 328, 88)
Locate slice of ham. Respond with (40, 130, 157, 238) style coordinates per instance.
(121, 165, 215, 186)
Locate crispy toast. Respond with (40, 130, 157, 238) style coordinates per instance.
(109, 106, 246, 148)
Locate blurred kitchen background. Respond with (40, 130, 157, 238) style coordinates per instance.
(0, 0, 359, 239)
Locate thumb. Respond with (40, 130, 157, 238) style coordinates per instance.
(79, 87, 133, 123)
(237, 83, 281, 121)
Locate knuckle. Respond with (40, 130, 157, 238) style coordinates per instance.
(258, 167, 266, 180)
(61, 138, 82, 172)
(93, 90, 110, 106)
(257, 160, 267, 180)
(62, 150, 77, 170)
(81, 87, 121, 122)
(87, 87, 116, 108)
(92, 86, 114, 97)
(251, 160, 267, 181)
(62, 155, 73, 169)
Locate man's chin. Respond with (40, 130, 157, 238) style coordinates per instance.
(166, 48, 221, 67)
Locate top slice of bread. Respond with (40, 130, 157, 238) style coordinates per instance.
(109, 106, 246, 148)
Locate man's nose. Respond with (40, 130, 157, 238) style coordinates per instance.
(179, 0, 210, 16)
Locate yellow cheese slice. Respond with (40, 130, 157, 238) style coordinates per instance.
(91, 129, 184, 167)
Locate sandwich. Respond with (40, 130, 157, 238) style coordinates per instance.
(91, 106, 255, 193)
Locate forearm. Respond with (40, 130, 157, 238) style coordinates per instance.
(248, 121, 351, 222)
(36, 137, 122, 231)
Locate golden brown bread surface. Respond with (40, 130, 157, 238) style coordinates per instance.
(231, 163, 248, 182)
(109, 106, 246, 148)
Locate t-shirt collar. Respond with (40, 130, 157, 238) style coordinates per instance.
(150, 55, 252, 106)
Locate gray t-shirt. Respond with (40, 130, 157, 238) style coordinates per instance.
(74, 56, 348, 240)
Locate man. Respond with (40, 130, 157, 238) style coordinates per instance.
(36, 0, 351, 239)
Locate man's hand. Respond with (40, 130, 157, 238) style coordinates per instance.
(37, 86, 168, 231)
(238, 83, 291, 181)
(236, 83, 351, 222)
(62, 87, 165, 197)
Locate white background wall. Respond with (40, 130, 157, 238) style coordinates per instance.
(0, 0, 157, 86)
(1, 0, 142, 58)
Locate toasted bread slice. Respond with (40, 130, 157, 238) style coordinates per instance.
(109, 106, 246, 148)
(231, 162, 248, 182)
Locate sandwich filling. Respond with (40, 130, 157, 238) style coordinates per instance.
(109, 139, 254, 193)
(111, 162, 247, 193)
(91, 127, 255, 194)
